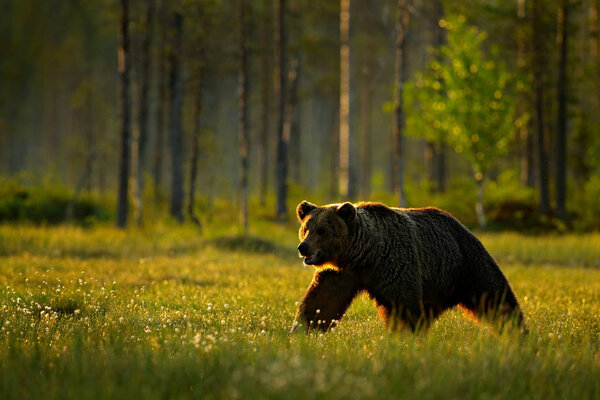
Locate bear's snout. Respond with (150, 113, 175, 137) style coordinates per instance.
(298, 242, 310, 256)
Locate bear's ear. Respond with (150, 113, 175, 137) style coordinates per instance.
(297, 201, 317, 221)
(336, 202, 356, 224)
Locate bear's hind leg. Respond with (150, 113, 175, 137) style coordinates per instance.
(459, 282, 526, 332)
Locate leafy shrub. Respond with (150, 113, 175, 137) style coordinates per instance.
(571, 175, 600, 231)
(483, 170, 563, 231)
(371, 170, 567, 232)
(0, 178, 111, 225)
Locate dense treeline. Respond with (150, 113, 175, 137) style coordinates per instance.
(0, 0, 599, 229)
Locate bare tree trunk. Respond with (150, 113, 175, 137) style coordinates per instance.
(424, 141, 434, 189)
(1, 124, 11, 175)
(524, 120, 535, 187)
(258, 0, 271, 207)
(169, 12, 184, 223)
(84, 95, 94, 194)
(188, 90, 202, 227)
(429, 0, 446, 193)
(330, 104, 339, 200)
(153, 1, 167, 201)
(532, 0, 550, 216)
(475, 171, 487, 228)
(133, 0, 154, 226)
(359, 64, 372, 199)
(287, 0, 302, 185)
(275, 0, 288, 218)
(592, 0, 600, 183)
(388, 145, 396, 194)
(117, 0, 131, 229)
(520, 120, 535, 187)
(393, 0, 409, 208)
(238, 0, 250, 233)
(285, 57, 300, 185)
(434, 140, 446, 192)
(67, 90, 95, 221)
(188, 55, 205, 228)
(591, 0, 599, 61)
(339, 0, 351, 198)
(329, 99, 340, 199)
(288, 60, 301, 184)
(517, 0, 534, 188)
(555, 0, 569, 221)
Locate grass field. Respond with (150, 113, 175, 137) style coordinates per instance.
(1, 222, 599, 399)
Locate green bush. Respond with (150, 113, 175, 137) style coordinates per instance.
(369, 170, 569, 232)
(0, 178, 111, 225)
(483, 170, 555, 231)
(571, 175, 600, 231)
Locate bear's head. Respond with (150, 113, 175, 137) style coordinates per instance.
(296, 200, 357, 267)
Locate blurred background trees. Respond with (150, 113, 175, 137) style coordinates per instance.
(1, 0, 599, 231)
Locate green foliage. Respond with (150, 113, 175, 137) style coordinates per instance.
(405, 15, 526, 177)
(484, 171, 564, 232)
(368, 172, 556, 231)
(0, 179, 111, 225)
(572, 176, 600, 231)
(0, 225, 600, 399)
(403, 178, 479, 226)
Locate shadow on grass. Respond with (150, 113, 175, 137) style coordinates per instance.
(209, 235, 296, 259)
(39, 297, 82, 316)
(0, 241, 205, 260)
(123, 275, 215, 288)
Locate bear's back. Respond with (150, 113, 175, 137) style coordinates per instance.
(357, 203, 472, 297)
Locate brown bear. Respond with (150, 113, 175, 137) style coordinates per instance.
(291, 201, 526, 333)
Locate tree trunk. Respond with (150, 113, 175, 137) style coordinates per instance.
(168, 12, 184, 223)
(424, 141, 434, 190)
(359, 65, 372, 199)
(188, 55, 205, 228)
(288, 0, 302, 185)
(275, 0, 288, 218)
(67, 81, 95, 220)
(288, 58, 301, 184)
(153, 1, 167, 201)
(532, 0, 550, 216)
(591, 0, 599, 61)
(258, 0, 271, 207)
(434, 140, 446, 192)
(133, 0, 154, 226)
(520, 120, 535, 187)
(555, 0, 568, 221)
(330, 103, 339, 199)
(339, 0, 351, 198)
(517, 0, 534, 188)
(188, 88, 202, 227)
(393, 0, 409, 208)
(475, 171, 487, 229)
(116, 0, 131, 229)
(285, 57, 300, 185)
(431, 0, 446, 193)
(238, 0, 250, 233)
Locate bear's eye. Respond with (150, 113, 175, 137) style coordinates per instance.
(316, 228, 325, 235)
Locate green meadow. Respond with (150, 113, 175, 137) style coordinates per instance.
(0, 223, 599, 399)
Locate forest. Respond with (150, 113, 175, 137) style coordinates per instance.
(1, 1, 600, 399)
(1, 0, 599, 230)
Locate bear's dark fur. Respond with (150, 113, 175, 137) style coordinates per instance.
(292, 201, 526, 333)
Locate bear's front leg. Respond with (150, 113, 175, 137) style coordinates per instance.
(291, 269, 361, 333)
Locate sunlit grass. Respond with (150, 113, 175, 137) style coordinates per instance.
(480, 231, 600, 267)
(0, 224, 599, 399)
